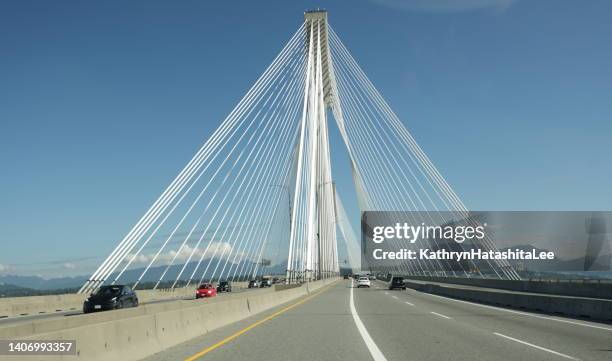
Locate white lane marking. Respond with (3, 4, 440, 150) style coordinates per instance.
(384, 291, 389, 295)
(391, 295, 398, 300)
(493, 332, 581, 360)
(350, 279, 388, 361)
(418, 291, 612, 332)
(404, 301, 415, 306)
(430, 311, 452, 319)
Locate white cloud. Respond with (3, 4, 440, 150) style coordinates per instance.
(371, 0, 516, 13)
(124, 242, 245, 265)
(0, 264, 9, 272)
(63, 263, 76, 270)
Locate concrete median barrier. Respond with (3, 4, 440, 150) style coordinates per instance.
(0, 294, 85, 318)
(0, 287, 198, 319)
(404, 279, 612, 323)
(0, 277, 339, 361)
(247, 286, 308, 315)
(406, 276, 612, 299)
(0, 283, 256, 319)
(0, 288, 274, 339)
(0, 303, 11, 318)
(274, 283, 302, 291)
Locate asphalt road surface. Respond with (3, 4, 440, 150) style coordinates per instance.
(0, 287, 255, 327)
(142, 279, 612, 361)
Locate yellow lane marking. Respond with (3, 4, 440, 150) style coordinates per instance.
(184, 281, 338, 361)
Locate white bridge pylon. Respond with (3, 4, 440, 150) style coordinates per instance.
(286, 11, 339, 283)
(79, 11, 519, 294)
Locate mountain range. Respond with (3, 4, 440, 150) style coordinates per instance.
(0, 257, 285, 291)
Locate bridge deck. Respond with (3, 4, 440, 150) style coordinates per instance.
(142, 280, 611, 361)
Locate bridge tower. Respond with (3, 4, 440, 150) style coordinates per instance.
(286, 10, 340, 283)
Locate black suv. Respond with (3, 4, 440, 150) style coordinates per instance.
(83, 285, 138, 313)
(217, 281, 232, 293)
(389, 277, 406, 290)
(259, 278, 272, 287)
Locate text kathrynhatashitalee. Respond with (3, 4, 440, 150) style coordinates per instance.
(372, 248, 555, 261)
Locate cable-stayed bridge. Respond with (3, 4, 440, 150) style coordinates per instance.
(2, 11, 610, 361)
(78, 10, 517, 295)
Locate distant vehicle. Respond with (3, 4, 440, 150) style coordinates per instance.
(357, 277, 371, 288)
(272, 277, 283, 284)
(83, 285, 138, 313)
(260, 278, 272, 287)
(248, 280, 260, 288)
(196, 283, 217, 298)
(389, 276, 406, 290)
(369, 274, 377, 280)
(217, 281, 232, 293)
(343, 274, 349, 279)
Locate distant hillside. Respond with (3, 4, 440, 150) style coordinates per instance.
(0, 275, 88, 291)
(0, 283, 35, 297)
(0, 257, 287, 292)
(0, 283, 78, 297)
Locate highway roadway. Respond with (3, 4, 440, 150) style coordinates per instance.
(0, 287, 256, 327)
(143, 279, 612, 361)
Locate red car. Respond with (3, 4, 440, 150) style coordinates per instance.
(195, 283, 217, 298)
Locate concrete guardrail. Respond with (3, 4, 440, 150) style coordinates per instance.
(406, 276, 612, 300)
(0, 277, 339, 361)
(404, 279, 612, 323)
(0, 283, 250, 319)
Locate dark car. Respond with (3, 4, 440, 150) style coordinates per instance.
(248, 279, 260, 288)
(260, 278, 272, 287)
(217, 281, 232, 293)
(83, 285, 138, 313)
(343, 274, 349, 279)
(389, 276, 406, 290)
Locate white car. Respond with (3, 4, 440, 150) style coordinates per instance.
(357, 277, 371, 288)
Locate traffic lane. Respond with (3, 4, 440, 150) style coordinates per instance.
(0, 287, 259, 328)
(142, 280, 371, 361)
(0, 310, 81, 326)
(388, 287, 612, 361)
(0, 295, 190, 327)
(355, 284, 565, 361)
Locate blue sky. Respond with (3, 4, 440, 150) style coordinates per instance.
(1, 0, 610, 277)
